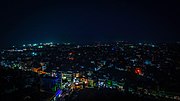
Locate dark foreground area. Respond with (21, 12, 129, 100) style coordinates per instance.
(0, 88, 177, 101)
(65, 88, 174, 101)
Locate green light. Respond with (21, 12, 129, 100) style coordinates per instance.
(107, 80, 112, 86)
(52, 86, 56, 92)
(38, 46, 43, 48)
(32, 52, 37, 56)
(33, 44, 37, 46)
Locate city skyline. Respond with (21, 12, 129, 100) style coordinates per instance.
(1, 41, 180, 101)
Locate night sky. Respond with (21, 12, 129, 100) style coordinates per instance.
(0, 0, 179, 48)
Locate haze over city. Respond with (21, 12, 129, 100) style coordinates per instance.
(0, 0, 179, 48)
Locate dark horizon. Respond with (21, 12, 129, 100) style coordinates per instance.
(0, 0, 179, 49)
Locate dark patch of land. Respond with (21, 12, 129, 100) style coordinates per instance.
(67, 88, 173, 101)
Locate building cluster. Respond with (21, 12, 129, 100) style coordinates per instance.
(0, 41, 180, 101)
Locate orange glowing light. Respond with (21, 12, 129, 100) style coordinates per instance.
(69, 57, 75, 60)
(69, 52, 75, 55)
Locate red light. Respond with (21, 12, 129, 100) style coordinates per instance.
(135, 68, 142, 75)
(69, 52, 75, 55)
